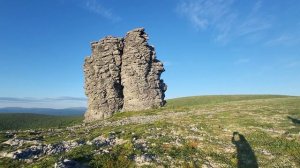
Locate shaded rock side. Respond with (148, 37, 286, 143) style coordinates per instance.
(84, 36, 124, 121)
(121, 28, 167, 111)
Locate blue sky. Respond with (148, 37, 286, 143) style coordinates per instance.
(0, 0, 299, 108)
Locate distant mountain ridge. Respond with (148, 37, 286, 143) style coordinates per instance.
(0, 107, 86, 116)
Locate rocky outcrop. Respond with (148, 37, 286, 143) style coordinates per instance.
(122, 28, 167, 111)
(1, 139, 85, 161)
(84, 28, 166, 122)
(84, 37, 124, 121)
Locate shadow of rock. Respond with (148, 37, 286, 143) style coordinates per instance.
(288, 116, 300, 124)
(232, 132, 258, 168)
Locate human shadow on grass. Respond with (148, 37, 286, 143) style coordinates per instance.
(287, 116, 300, 125)
(232, 132, 258, 168)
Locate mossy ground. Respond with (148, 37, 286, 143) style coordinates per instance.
(1, 95, 300, 167)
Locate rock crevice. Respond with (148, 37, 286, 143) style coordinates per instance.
(84, 28, 166, 122)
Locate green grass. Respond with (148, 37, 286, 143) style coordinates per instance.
(98, 95, 300, 167)
(112, 95, 292, 120)
(0, 113, 83, 131)
(1, 95, 300, 167)
(89, 144, 134, 168)
(166, 94, 291, 108)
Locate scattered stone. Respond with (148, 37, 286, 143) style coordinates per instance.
(5, 140, 84, 160)
(134, 154, 156, 166)
(13, 145, 43, 160)
(55, 159, 87, 168)
(5, 132, 14, 138)
(190, 126, 199, 132)
(133, 139, 148, 152)
(92, 135, 114, 147)
(2, 138, 41, 147)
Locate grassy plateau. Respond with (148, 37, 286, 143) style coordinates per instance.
(0, 95, 299, 167)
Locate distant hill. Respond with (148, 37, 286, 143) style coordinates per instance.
(0, 107, 86, 116)
(0, 113, 83, 131)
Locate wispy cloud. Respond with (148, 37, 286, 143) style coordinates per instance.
(0, 97, 87, 108)
(284, 61, 300, 69)
(177, 0, 271, 44)
(83, 0, 120, 22)
(237, 0, 271, 37)
(177, 0, 235, 30)
(237, 18, 271, 36)
(252, 0, 262, 13)
(234, 58, 250, 65)
(265, 34, 300, 47)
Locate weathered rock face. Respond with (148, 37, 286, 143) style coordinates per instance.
(84, 37, 124, 121)
(122, 28, 167, 111)
(84, 28, 166, 122)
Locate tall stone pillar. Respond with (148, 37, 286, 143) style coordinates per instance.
(84, 36, 124, 121)
(121, 28, 167, 111)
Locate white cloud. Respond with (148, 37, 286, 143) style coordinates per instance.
(265, 34, 300, 47)
(237, 18, 271, 36)
(177, 0, 271, 44)
(84, 0, 120, 22)
(177, 0, 235, 30)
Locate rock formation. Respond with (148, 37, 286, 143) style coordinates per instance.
(84, 36, 124, 121)
(84, 28, 166, 122)
(122, 28, 167, 111)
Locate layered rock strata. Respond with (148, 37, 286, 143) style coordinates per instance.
(84, 28, 166, 122)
